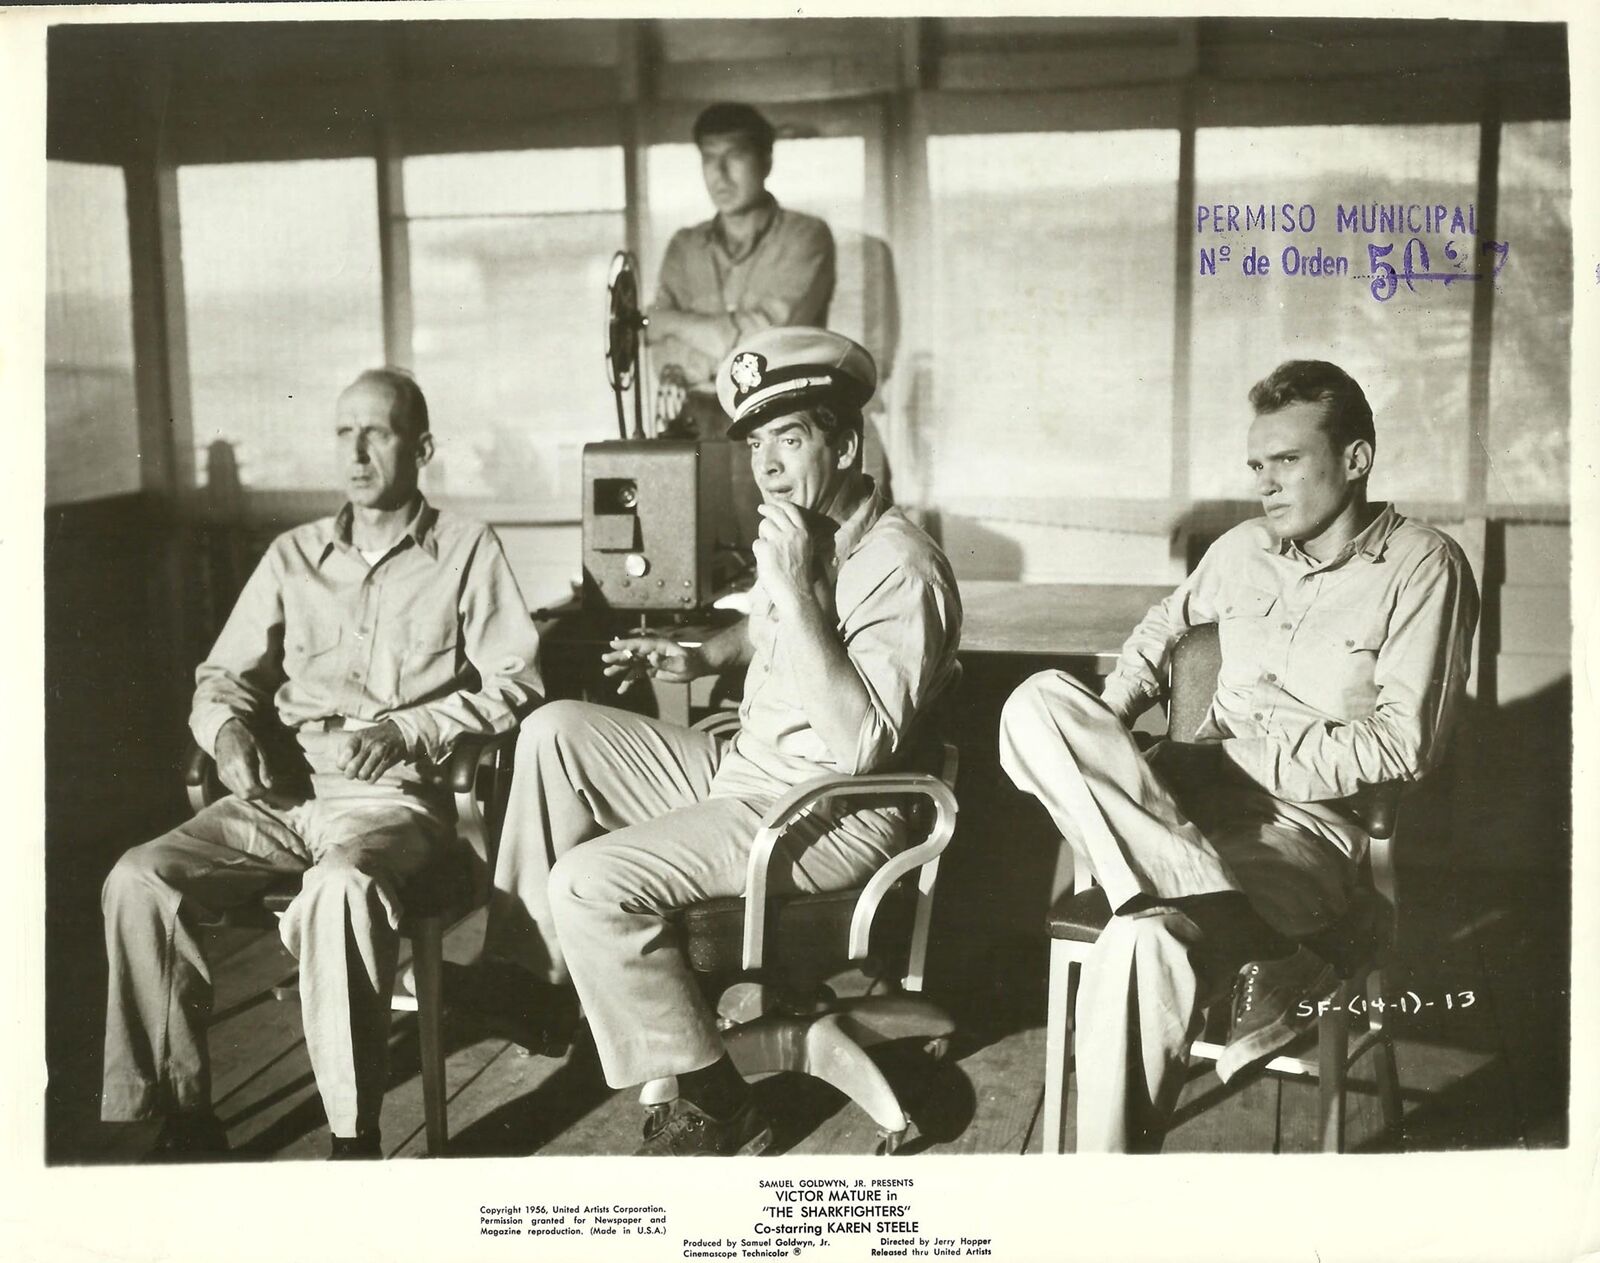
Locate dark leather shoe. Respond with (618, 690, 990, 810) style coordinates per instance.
(146, 1110, 230, 1162)
(328, 1133, 382, 1160)
(1216, 947, 1339, 1083)
(635, 1098, 773, 1157)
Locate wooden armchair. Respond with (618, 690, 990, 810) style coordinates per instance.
(182, 729, 516, 1154)
(1041, 623, 1404, 1153)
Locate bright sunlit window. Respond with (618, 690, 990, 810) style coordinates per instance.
(927, 129, 1180, 503)
(1488, 120, 1571, 507)
(405, 147, 626, 511)
(46, 161, 140, 506)
(1189, 125, 1479, 504)
(179, 159, 385, 492)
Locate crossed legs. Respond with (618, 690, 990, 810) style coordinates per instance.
(1000, 670, 1351, 1150)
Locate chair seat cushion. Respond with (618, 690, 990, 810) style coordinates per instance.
(675, 883, 916, 975)
(1046, 886, 1112, 943)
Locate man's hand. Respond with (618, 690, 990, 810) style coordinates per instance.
(336, 720, 410, 783)
(752, 502, 819, 613)
(601, 636, 710, 694)
(655, 362, 689, 432)
(215, 718, 284, 803)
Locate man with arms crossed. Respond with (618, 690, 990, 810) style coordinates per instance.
(101, 369, 544, 1159)
(1000, 360, 1478, 1151)
(484, 327, 960, 1154)
(650, 103, 836, 438)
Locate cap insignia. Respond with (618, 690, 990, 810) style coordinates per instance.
(730, 352, 765, 397)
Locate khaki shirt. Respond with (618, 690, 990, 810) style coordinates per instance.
(653, 195, 835, 389)
(190, 499, 544, 789)
(712, 485, 963, 801)
(1101, 505, 1478, 853)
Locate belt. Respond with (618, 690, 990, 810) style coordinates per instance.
(301, 716, 380, 733)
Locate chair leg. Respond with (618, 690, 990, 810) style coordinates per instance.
(1374, 1032, 1402, 1144)
(1365, 965, 1403, 1146)
(411, 916, 448, 1156)
(1042, 942, 1075, 1155)
(800, 1013, 908, 1137)
(1317, 991, 1351, 1153)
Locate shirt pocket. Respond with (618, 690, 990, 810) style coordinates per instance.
(284, 626, 342, 684)
(404, 620, 462, 695)
(1217, 586, 1278, 665)
(1303, 607, 1386, 717)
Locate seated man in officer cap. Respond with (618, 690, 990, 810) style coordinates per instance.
(100, 368, 545, 1159)
(483, 327, 962, 1154)
(998, 359, 1478, 1151)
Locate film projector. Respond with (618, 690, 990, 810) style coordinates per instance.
(582, 252, 751, 619)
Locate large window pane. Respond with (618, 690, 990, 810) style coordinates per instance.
(406, 147, 626, 509)
(46, 161, 139, 505)
(926, 130, 1179, 502)
(643, 136, 870, 357)
(1488, 120, 1570, 505)
(1190, 126, 1478, 502)
(180, 160, 384, 491)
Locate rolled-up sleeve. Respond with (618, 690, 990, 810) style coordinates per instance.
(384, 529, 545, 764)
(837, 568, 961, 774)
(190, 550, 287, 756)
(1222, 544, 1478, 802)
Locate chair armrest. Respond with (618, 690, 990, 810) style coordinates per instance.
(1351, 781, 1402, 841)
(692, 709, 742, 738)
(740, 764, 959, 972)
(182, 738, 224, 814)
(445, 731, 519, 905)
(444, 731, 516, 795)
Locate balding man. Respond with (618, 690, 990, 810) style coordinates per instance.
(100, 369, 545, 1160)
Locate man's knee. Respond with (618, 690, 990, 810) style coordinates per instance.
(1000, 669, 1099, 746)
(548, 844, 622, 914)
(101, 838, 176, 915)
(296, 851, 387, 919)
(517, 699, 602, 760)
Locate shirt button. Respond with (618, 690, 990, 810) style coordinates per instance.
(1280, 622, 1293, 631)
(1253, 712, 1264, 721)
(1264, 672, 1277, 683)
(1345, 638, 1355, 648)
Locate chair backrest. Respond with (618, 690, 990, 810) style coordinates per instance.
(1168, 624, 1224, 744)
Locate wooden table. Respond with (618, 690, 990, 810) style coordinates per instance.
(958, 580, 1170, 670)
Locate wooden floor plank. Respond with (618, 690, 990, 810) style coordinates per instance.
(425, 1038, 609, 1158)
(53, 871, 1568, 1164)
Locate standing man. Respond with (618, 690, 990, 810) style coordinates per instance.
(649, 103, 836, 438)
(482, 328, 960, 1154)
(101, 369, 545, 1159)
(999, 360, 1478, 1151)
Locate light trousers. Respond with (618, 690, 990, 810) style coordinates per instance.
(486, 700, 901, 1087)
(101, 786, 453, 1138)
(999, 670, 1353, 1151)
